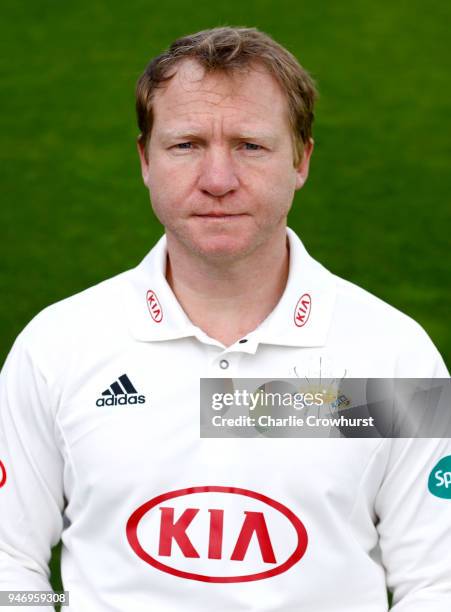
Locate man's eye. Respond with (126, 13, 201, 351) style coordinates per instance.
(174, 142, 193, 150)
(243, 143, 262, 151)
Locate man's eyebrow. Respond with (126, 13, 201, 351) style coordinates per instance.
(235, 133, 277, 142)
(158, 128, 204, 140)
(158, 128, 278, 142)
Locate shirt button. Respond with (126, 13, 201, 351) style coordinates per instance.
(219, 359, 229, 370)
(239, 339, 248, 344)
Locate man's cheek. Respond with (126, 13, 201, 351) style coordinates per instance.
(149, 185, 181, 215)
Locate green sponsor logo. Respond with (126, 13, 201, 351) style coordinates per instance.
(428, 456, 451, 499)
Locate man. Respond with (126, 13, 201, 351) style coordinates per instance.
(0, 27, 450, 611)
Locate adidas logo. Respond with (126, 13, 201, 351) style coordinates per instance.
(96, 374, 146, 407)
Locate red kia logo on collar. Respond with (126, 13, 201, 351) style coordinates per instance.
(0, 461, 6, 488)
(294, 294, 311, 327)
(146, 290, 163, 323)
(126, 486, 308, 583)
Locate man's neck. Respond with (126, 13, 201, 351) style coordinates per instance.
(165, 231, 290, 347)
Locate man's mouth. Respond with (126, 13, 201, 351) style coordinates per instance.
(193, 212, 247, 219)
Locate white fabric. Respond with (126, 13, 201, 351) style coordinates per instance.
(0, 228, 450, 611)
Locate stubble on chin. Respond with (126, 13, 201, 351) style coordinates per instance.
(166, 219, 285, 267)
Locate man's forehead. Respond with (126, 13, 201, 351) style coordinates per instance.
(169, 58, 256, 91)
(152, 59, 289, 124)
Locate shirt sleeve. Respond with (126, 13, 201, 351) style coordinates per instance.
(0, 330, 64, 607)
(375, 435, 451, 611)
(376, 328, 451, 610)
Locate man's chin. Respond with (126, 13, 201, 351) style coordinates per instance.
(186, 234, 260, 262)
(197, 241, 252, 260)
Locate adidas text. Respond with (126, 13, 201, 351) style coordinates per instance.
(96, 395, 146, 407)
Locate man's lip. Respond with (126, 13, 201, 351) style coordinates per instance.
(193, 212, 247, 217)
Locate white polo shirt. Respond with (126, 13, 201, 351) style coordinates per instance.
(0, 228, 450, 611)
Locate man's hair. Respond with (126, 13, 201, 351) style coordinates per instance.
(136, 27, 317, 165)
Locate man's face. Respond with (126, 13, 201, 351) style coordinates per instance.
(138, 59, 313, 262)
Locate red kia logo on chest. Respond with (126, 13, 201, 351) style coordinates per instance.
(0, 460, 6, 488)
(294, 294, 311, 327)
(126, 486, 308, 583)
(146, 290, 163, 323)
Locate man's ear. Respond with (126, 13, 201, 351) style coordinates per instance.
(294, 138, 314, 190)
(137, 138, 150, 187)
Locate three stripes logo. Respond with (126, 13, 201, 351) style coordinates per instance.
(96, 374, 146, 407)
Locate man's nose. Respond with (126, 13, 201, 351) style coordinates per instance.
(197, 147, 239, 197)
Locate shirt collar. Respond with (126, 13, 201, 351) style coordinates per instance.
(253, 227, 337, 347)
(123, 228, 336, 349)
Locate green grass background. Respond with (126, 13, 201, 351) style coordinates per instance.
(1, 0, 449, 604)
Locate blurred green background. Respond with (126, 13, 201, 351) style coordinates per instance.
(1, 0, 449, 602)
